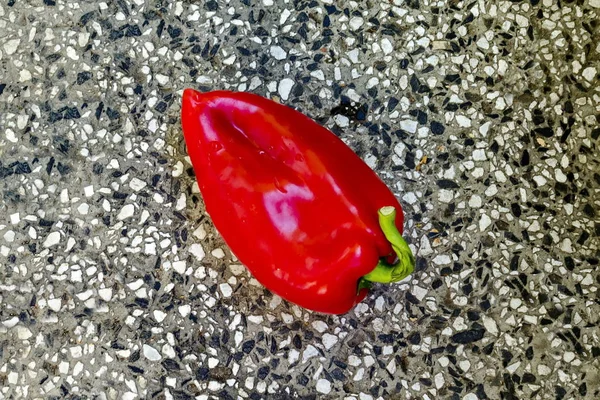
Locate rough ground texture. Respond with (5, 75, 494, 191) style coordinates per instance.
(1, 1, 599, 399)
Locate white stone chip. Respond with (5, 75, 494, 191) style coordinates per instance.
(143, 344, 162, 361)
(533, 175, 547, 186)
(479, 121, 491, 136)
(515, 14, 529, 27)
(472, 149, 487, 161)
(333, 114, 350, 127)
(400, 119, 418, 134)
(66, 46, 79, 60)
(2, 317, 19, 328)
(555, 169, 567, 183)
(353, 368, 364, 381)
(84, 185, 94, 197)
(17, 326, 33, 340)
(386, 359, 396, 374)
(477, 36, 489, 49)
(581, 274, 594, 286)
(506, 361, 521, 374)
(479, 214, 492, 231)
(16, 115, 29, 130)
(117, 204, 135, 220)
(173, 260, 186, 274)
(432, 255, 451, 265)
(434, 373, 445, 389)
(122, 393, 137, 400)
(364, 154, 377, 169)
(6, 129, 17, 143)
(482, 316, 498, 335)
(419, 235, 433, 256)
(129, 177, 147, 191)
(3, 38, 20, 55)
(455, 115, 472, 127)
(77, 203, 89, 215)
(246, 315, 263, 325)
(402, 192, 417, 204)
(219, 283, 233, 297)
(278, 78, 294, 100)
(288, 349, 299, 364)
(98, 288, 113, 302)
(538, 364, 552, 375)
(178, 305, 191, 317)
(43, 231, 61, 248)
(128, 279, 144, 291)
(20, 70, 32, 82)
(349, 16, 364, 30)
(485, 184, 498, 196)
(78, 32, 90, 47)
(312, 321, 328, 333)
(229, 264, 245, 276)
(582, 66, 597, 82)
(154, 310, 167, 322)
(438, 189, 454, 203)
(563, 351, 575, 363)
(311, 70, 325, 81)
(270, 46, 287, 60)
(560, 238, 573, 253)
(322, 334, 338, 350)
(7, 372, 18, 385)
(156, 74, 169, 85)
(48, 298, 62, 312)
(10, 213, 20, 224)
(381, 38, 393, 55)
(280, 9, 291, 24)
(302, 345, 319, 363)
(193, 225, 207, 240)
(411, 286, 428, 301)
(316, 379, 331, 394)
(469, 195, 482, 208)
(189, 243, 205, 261)
(211, 248, 225, 258)
(366, 77, 379, 89)
(144, 242, 156, 255)
(3, 230, 15, 242)
(347, 49, 360, 64)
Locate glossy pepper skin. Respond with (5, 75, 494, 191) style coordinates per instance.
(181, 89, 414, 314)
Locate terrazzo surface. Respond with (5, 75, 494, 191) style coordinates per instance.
(1, 1, 599, 399)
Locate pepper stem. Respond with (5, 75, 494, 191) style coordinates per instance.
(362, 206, 415, 285)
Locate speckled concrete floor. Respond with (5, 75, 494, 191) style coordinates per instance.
(1, 1, 599, 399)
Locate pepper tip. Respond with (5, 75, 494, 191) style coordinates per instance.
(182, 88, 200, 104)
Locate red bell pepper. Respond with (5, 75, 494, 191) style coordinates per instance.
(181, 89, 414, 314)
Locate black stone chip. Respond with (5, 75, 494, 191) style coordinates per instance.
(205, 0, 219, 10)
(77, 71, 92, 85)
(257, 366, 269, 379)
(437, 179, 459, 189)
(410, 75, 422, 92)
(451, 326, 485, 344)
(128, 365, 144, 374)
(15, 162, 31, 174)
(534, 127, 553, 137)
(431, 121, 445, 135)
(161, 358, 181, 371)
(125, 24, 142, 37)
(242, 340, 255, 354)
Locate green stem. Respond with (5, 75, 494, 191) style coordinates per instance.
(362, 206, 415, 284)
